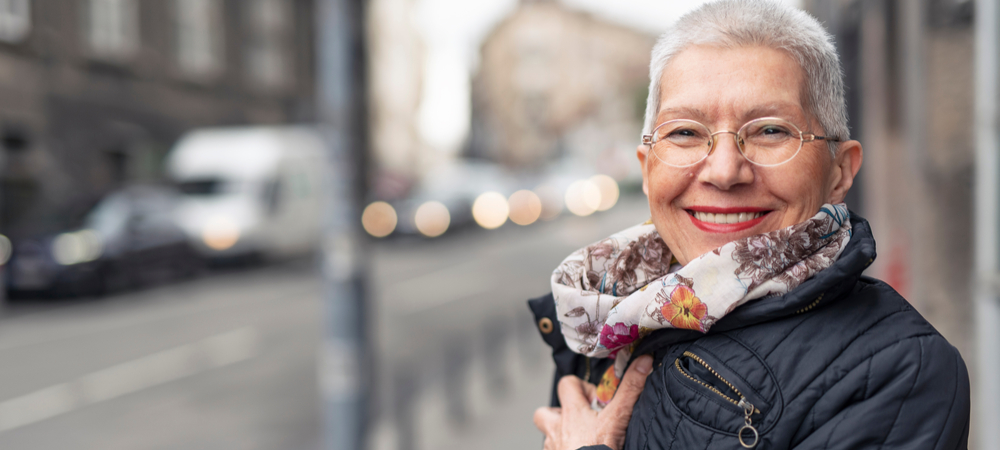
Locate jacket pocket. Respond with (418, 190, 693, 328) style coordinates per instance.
(664, 342, 782, 448)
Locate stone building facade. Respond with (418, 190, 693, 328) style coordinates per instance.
(470, 0, 654, 175)
(0, 0, 316, 236)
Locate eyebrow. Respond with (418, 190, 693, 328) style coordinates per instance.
(742, 103, 805, 122)
(655, 107, 710, 124)
(656, 103, 806, 125)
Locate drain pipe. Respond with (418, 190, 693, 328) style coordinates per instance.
(974, 0, 1000, 447)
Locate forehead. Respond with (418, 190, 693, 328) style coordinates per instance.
(656, 45, 808, 123)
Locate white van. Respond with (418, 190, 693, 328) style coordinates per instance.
(165, 126, 326, 260)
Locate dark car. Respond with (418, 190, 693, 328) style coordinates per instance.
(6, 186, 202, 297)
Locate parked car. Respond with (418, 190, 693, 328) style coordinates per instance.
(165, 126, 326, 261)
(5, 186, 202, 297)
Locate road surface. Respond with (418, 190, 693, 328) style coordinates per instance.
(0, 195, 651, 450)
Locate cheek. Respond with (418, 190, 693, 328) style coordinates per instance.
(763, 154, 832, 212)
(645, 164, 692, 205)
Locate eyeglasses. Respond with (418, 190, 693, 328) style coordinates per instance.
(640, 117, 840, 167)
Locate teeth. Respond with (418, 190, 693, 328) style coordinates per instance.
(693, 211, 764, 224)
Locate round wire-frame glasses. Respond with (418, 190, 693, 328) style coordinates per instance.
(640, 117, 841, 168)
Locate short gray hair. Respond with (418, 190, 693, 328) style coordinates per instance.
(642, 0, 848, 155)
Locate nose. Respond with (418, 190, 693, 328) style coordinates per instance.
(699, 131, 755, 190)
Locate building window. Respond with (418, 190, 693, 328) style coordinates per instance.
(175, 0, 224, 77)
(0, 0, 29, 43)
(87, 0, 139, 59)
(245, 0, 289, 88)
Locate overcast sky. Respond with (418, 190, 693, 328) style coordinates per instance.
(411, 0, 804, 154)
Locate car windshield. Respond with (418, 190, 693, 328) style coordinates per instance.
(84, 195, 131, 237)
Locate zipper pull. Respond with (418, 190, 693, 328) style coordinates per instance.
(737, 397, 758, 448)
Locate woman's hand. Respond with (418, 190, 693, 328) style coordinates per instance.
(533, 355, 654, 450)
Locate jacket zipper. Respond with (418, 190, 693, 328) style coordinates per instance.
(675, 351, 760, 448)
(795, 293, 824, 314)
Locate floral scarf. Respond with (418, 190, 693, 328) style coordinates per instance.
(551, 203, 852, 406)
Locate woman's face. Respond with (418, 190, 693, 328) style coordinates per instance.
(637, 45, 862, 265)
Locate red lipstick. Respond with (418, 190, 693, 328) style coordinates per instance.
(686, 207, 770, 233)
(687, 206, 770, 214)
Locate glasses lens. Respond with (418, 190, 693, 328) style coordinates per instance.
(651, 120, 712, 166)
(738, 118, 802, 165)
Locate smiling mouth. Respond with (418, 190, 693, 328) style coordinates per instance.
(685, 208, 772, 233)
(689, 211, 767, 224)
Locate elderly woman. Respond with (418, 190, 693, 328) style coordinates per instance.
(529, 1, 970, 449)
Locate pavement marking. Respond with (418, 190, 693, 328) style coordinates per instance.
(0, 282, 314, 353)
(0, 327, 258, 434)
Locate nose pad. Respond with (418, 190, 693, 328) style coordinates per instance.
(700, 130, 754, 189)
(707, 131, 744, 159)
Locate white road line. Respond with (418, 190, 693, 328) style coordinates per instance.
(0, 284, 315, 353)
(0, 327, 258, 433)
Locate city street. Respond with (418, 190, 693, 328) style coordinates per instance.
(0, 195, 650, 450)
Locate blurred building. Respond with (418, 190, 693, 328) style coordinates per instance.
(0, 0, 316, 236)
(469, 0, 654, 175)
(805, 0, 974, 357)
(366, 0, 424, 198)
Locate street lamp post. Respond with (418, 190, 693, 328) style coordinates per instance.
(316, 0, 370, 448)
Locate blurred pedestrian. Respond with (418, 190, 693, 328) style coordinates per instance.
(529, 0, 970, 449)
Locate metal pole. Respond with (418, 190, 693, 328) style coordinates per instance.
(316, 0, 370, 448)
(898, 0, 927, 309)
(0, 138, 6, 311)
(974, 0, 1000, 448)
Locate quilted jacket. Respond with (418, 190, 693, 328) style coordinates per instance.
(528, 215, 970, 449)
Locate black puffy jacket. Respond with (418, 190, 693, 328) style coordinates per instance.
(528, 216, 970, 449)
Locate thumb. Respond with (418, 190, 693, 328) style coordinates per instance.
(608, 355, 653, 411)
(596, 355, 654, 448)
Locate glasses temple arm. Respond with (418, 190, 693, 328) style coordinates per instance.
(803, 133, 841, 143)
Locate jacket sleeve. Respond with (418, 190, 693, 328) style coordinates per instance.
(791, 334, 970, 449)
(528, 293, 585, 408)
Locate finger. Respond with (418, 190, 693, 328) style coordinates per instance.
(556, 375, 592, 410)
(533, 406, 562, 434)
(583, 381, 598, 403)
(596, 355, 654, 448)
(602, 355, 653, 416)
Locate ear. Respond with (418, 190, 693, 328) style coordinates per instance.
(826, 140, 863, 204)
(637, 144, 650, 196)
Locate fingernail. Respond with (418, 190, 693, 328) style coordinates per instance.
(636, 355, 653, 374)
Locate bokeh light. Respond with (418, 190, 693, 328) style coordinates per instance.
(202, 216, 241, 251)
(414, 201, 451, 237)
(589, 174, 620, 211)
(507, 190, 542, 226)
(362, 201, 398, 238)
(472, 192, 509, 229)
(535, 184, 564, 220)
(52, 229, 104, 265)
(0, 234, 10, 265)
(565, 180, 602, 217)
